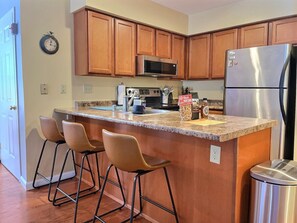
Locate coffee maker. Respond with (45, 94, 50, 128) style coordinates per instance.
(162, 87, 173, 105)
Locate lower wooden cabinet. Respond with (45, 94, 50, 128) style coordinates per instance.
(239, 23, 268, 48)
(115, 19, 136, 76)
(211, 29, 238, 79)
(188, 34, 211, 79)
(270, 17, 297, 45)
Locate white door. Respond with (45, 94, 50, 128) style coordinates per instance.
(0, 8, 20, 180)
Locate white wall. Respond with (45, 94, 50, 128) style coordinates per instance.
(189, 0, 297, 34)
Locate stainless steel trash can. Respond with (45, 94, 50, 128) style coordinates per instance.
(250, 159, 297, 223)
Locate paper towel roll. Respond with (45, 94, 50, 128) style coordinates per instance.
(117, 83, 125, 105)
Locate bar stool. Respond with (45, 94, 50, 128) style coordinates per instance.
(52, 120, 105, 223)
(93, 129, 179, 223)
(32, 116, 76, 202)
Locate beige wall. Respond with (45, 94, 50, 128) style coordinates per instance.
(70, 0, 188, 34)
(21, 0, 74, 184)
(189, 0, 297, 34)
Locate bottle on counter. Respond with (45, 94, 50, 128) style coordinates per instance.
(201, 98, 209, 119)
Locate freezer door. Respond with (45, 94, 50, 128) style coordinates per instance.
(225, 44, 291, 88)
(225, 89, 287, 160)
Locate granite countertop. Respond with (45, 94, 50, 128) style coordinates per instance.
(54, 107, 276, 142)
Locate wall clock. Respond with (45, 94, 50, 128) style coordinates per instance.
(39, 31, 59, 54)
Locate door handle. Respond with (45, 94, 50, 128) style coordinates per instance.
(10, 106, 17, 110)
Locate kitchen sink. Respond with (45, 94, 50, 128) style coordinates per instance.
(90, 106, 171, 115)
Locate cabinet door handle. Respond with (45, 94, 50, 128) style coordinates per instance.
(10, 106, 17, 110)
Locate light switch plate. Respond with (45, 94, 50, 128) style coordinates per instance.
(210, 145, 221, 164)
(83, 84, 93, 94)
(40, 84, 48, 95)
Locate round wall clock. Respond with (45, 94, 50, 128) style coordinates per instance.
(39, 32, 59, 54)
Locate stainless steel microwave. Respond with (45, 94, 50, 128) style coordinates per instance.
(137, 55, 177, 77)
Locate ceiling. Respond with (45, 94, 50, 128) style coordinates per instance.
(151, 0, 243, 15)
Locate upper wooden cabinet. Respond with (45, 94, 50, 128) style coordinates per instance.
(115, 19, 136, 76)
(171, 34, 186, 79)
(211, 29, 238, 79)
(188, 34, 211, 79)
(137, 25, 155, 56)
(156, 30, 172, 58)
(239, 23, 268, 48)
(270, 17, 297, 45)
(74, 10, 114, 75)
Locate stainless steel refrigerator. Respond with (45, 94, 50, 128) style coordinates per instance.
(224, 44, 297, 160)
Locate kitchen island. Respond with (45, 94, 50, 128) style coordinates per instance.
(54, 107, 276, 223)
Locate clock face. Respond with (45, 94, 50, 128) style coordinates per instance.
(40, 34, 59, 54)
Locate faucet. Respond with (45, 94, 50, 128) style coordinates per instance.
(123, 91, 139, 112)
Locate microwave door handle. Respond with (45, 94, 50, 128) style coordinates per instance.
(279, 56, 290, 125)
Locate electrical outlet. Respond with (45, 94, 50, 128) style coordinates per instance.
(83, 84, 93, 94)
(40, 84, 48, 95)
(60, 84, 66, 94)
(210, 145, 221, 164)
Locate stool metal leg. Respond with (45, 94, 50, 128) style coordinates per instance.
(129, 174, 139, 223)
(163, 167, 179, 223)
(74, 153, 87, 223)
(138, 175, 143, 213)
(93, 165, 126, 223)
(47, 142, 59, 202)
(32, 139, 48, 189)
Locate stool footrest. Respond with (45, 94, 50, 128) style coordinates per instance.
(141, 195, 175, 215)
(53, 185, 98, 206)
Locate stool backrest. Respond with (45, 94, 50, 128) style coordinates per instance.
(62, 121, 95, 153)
(102, 129, 150, 172)
(40, 116, 64, 142)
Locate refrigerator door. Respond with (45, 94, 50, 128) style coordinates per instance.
(225, 88, 287, 160)
(225, 44, 291, 88)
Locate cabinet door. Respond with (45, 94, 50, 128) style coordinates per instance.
(212, 29, 238, 79)
(88, 11, 114, 75)
(137, 25, 155, 56)
(115, 19, 136, 76)
(270, 17, 297, 44)
(240, 23, 268, 48)
(156, 30, 171, 58)
(172, 34, 186, 79)
(188, 34, 211, 79)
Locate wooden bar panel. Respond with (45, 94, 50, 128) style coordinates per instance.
(74, 116, 271, 223)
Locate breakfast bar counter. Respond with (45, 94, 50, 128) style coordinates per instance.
(54, 107, 276, 223)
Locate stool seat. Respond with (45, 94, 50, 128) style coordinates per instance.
(93, 129, 179, 223)
(53, 121, 105, 223)
(88, 140, 105, 153)
(33, 116, 76, 202)
(141, 154, 170, 171)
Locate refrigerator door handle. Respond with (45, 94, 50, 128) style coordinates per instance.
(279, 56, 290, 125)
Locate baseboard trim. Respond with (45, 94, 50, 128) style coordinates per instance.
(104, 191, 159, 223)
(24, 170, 76, 191)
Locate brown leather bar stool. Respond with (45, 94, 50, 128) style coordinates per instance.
(32, 116, 76, 202)
(93, 129, 179, 223)
(52, 121, 105, 223)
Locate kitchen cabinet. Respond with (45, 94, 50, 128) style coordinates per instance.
(137, 25, 155, 56)
(270, 17, 297, 45)
(211, 29, 238, 79)
(115, 19, 136, 76)
(188, 34, 211, 79)
(74, 10, 114, 75)
(156, 30, 172, 58)
(239, 23, 268, 48)
(171, 34, 186, 79)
